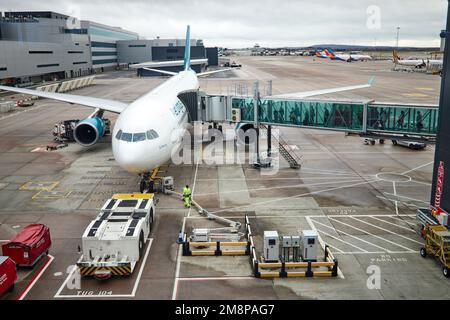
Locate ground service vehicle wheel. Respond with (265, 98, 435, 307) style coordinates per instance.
(392, 140, 398, 145)
(371, 140, 375, 145)
(379, 139, 385, 144)
(420, 247, 427, 258)
(138, 231, 144, 259)
(444, 267, 450, 278)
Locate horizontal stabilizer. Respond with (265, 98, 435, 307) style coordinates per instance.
(142, 67, 177, 76)
(197, 68, 237, 77)
(130, 59, 208, 69)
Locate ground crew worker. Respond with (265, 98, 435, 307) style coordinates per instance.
(182, 185, 191, 208)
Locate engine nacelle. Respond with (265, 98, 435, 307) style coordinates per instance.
(74, 117, 106, 147)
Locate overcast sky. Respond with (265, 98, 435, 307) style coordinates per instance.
(1, 0, 447, 48)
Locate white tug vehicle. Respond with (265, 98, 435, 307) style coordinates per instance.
(77, 193, 155, 280)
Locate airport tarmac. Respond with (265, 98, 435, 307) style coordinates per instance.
(0, 56, 448, 300)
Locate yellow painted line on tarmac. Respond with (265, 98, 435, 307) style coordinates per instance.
(402, 93, 429, 98)
(415, 87, 435, 91)
(32, 189, 71, 200)
(20, 181, 59, 191)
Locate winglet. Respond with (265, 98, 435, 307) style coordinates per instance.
(183, 25, 191, 71)
(368, 76, 376, 86)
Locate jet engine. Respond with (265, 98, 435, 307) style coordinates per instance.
(73, 117, 107, 147)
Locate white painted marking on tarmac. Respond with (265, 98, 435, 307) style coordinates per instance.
(410, 179, 432, 186)
(368, 216, 417, 232)
(172, 217, 186, 301)
(348, 216, 422, 245)
(393, 181, 399, 215)
(322, 243, 345, 253)
(210, 179, 379, 214)
(315, 228, 369, 252)
(401, 161, 433, 175)
(388, 215, 417, 227)
(178, 276, 254, 281)
(328, 217, 417, 252)
(383, 192, 428, 204)
(18, 255, 55, 300)
(311, 218, 392, 253)
(311, 214, 415, 218)
(376, 195, 420, 208)
(131, 238, 153, 297)
(54, 239, 153, 299)
(301, 167, 358, 175)
(171, 152, 202, 300)
(196, 176, 366, 181)
(195, 178, 365, 197)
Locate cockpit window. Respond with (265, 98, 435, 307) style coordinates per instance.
(146, 129, 159, 140)
(116, 130, 158, 142)
(121, 132, 132, 142)
(133, 132, 146, 142)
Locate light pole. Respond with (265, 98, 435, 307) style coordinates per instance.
(396, 27, 400, 49)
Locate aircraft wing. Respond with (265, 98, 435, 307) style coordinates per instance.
(270, 76, 375, 99)
(0, 85, 128, 114)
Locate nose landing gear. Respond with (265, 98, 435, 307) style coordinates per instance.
(139, 167, 160, 193)
(140, 174, 155, 193)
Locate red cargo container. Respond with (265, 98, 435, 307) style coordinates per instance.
(0, 256, 17, 295)
(2, 224, 51, 267)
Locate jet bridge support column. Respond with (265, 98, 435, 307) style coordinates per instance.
(252, 81, 270, 169)
(253, 81, 260, 165)
(266, 80, 272, 157)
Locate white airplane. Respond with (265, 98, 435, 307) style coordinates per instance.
(324, 49, 372, 62)
(0, 26, 375, 192)
(392, 50, 443, 70)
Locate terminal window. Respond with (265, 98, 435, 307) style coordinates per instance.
(29, 51, 53, 54)
(37, 63, 59, 68)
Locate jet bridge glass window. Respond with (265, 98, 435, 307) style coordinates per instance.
(146, 129, 159, 140)
(133, 132, 146, 142)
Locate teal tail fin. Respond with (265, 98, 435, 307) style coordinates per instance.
(183, 25, 191, 71)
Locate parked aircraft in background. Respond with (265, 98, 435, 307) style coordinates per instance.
(392, 50, 443, 70)
(324, 49, 372, 62)
(315, 51, 328, 58)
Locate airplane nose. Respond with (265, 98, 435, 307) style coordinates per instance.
(113, 143, 149, 173)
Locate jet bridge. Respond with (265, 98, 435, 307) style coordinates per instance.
(195, 90, 438, 143)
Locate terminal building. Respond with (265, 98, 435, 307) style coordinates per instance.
(0, 11, 218, 85)
(0, 11, 93, 85)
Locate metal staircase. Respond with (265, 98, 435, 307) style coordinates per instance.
(260, 124, 302, 169)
